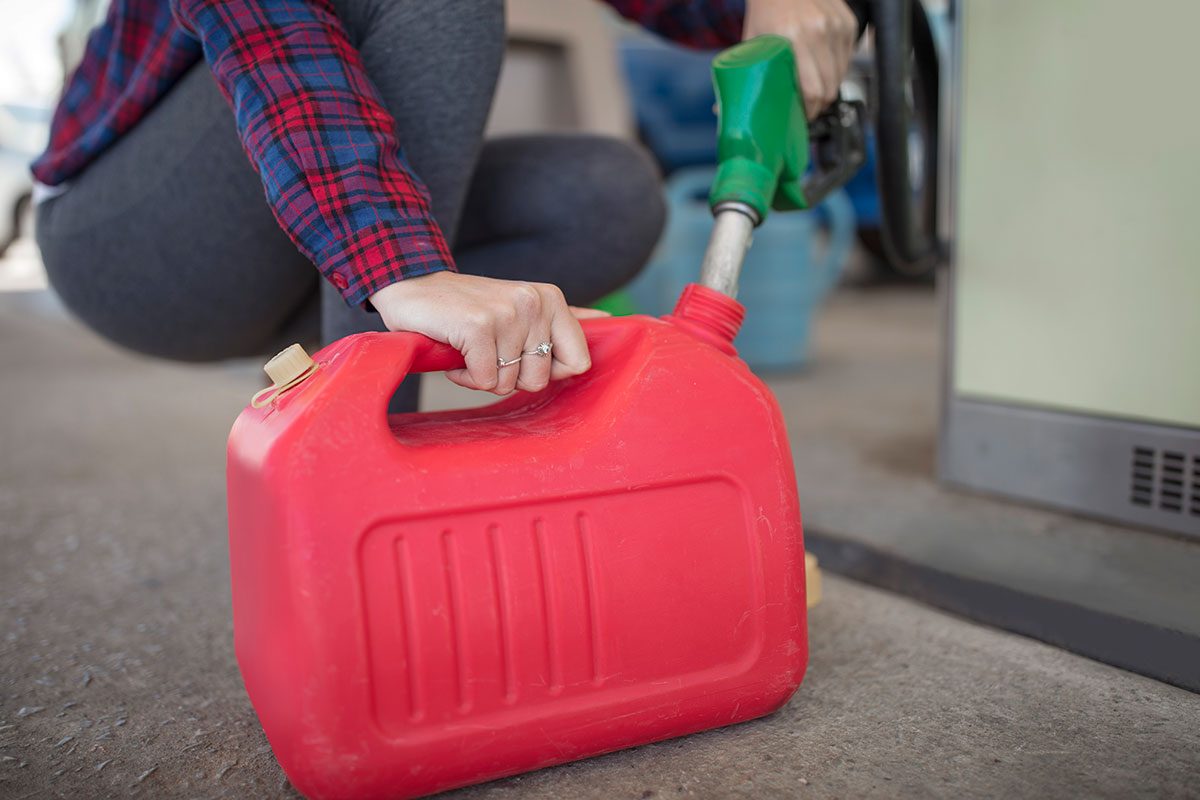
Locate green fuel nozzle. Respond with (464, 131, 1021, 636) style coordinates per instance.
(699, 36, 865, 298)
(710, 35, 811, 223)
(699, 35, 810, 297)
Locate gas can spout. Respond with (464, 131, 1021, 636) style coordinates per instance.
(668, 282, 746, 353)
(672, 202, 755, 352)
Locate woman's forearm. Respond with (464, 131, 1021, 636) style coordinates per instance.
(171, 0, 455, 307)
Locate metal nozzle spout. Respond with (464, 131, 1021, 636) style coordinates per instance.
(698, 203, 759, 299)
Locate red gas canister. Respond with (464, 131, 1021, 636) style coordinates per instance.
(226, 284, 808, 799)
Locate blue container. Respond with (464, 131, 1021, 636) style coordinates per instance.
(628, 167, 855, 370)
(843, 132, 881, 227)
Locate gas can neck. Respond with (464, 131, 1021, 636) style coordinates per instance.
(665, 283, 745, 355)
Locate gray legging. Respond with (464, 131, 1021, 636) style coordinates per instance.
(35, 0, 666, 408)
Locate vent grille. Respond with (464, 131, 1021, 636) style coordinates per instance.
(1130, 447, 1200, 516)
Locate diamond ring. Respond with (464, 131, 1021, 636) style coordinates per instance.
(523, 342, 553, 357)
(497, 342, 551, 368)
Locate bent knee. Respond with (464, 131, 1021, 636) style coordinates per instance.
(577, 138, 667, 281)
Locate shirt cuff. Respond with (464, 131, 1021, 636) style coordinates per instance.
(316, 216, 456, 308)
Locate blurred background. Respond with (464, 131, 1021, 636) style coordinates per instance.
(2, 1, 1198, 798)
(0, 0, 90, 289)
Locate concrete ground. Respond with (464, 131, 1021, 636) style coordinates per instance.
(771, 284, 1200, 690)
(2, 291, 1199, 799)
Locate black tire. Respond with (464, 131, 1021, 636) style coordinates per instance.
(857, 227, 935, 285)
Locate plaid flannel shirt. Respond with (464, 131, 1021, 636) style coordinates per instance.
(32, 0, 745, 307)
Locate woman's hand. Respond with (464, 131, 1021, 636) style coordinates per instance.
(369, 272, 604, 395)
(744, 0, 858, 120)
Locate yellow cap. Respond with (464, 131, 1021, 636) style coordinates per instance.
(263, 343, 315, 387)
(805, 552, 822, 609)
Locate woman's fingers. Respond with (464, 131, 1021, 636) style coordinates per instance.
(547, 314, 592, 383)
(454, 284, 586, 393)
(570, 306, 611, 320)
(492, 284, 539, 395)
(806, 3, 842, 115)
(451, 323, 501, 392)
(816, 39, 841, 110)
(794, 46, 829, 120)
(834, 0, 858, 73)
(516, 320, 554, 392)
(444, 367, 479, 391)
(513, 284, 557, 392)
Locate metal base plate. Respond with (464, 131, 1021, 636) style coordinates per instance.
(940, 398, 1200, 539)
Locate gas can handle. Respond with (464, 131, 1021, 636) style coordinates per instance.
(330, 332, 466, 410)
(314, 324, 607, 435)
(344, 327, 611, 380)
(408, 336, 467, 374)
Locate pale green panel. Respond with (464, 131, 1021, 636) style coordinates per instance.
(954, 0, 1200, 428)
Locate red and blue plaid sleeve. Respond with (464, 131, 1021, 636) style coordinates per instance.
(31, 2, 202, 185)
(604, 0, 746, 49)
(171, 0, 454, 307)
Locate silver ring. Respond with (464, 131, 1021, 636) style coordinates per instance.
(523, 341, 553, 357)
(497, 355, 522, 368)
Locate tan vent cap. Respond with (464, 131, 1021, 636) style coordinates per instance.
(251, 344, 318, 408)
(264, 343, 314, 386)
